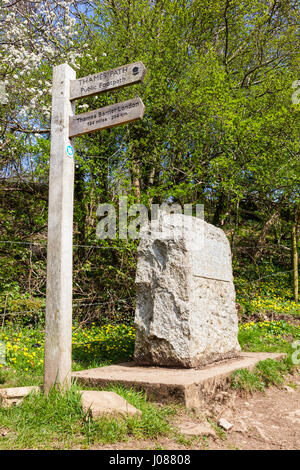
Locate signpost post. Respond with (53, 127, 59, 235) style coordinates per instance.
(44, 62, 146, 393)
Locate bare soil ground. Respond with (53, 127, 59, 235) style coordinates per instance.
(96, 372, 300, 450)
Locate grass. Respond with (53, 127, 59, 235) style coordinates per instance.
(0, 312, 299, 448)
(0, 383, 176, 450)
(232, 319, 300, 393)
(0, 322, 176, 448)
(231, 358, 296, 394)
(0, 322, 136, 387)
(0, 322, 178, 449)
(238, 320, 300, 354)
(235, 271, 300, 317)
(231, 368, 265, 393)
(84, 384, 175, 445)
(0, 384, 85, 449)
(207, 418, 227, 440)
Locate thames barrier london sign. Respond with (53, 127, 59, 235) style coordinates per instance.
(69, 97, 145, 137)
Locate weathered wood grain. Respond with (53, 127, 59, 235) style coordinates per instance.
(70, 62, 146, 100)
(69, 97, 145, 137)
(44, 63, 75, 393)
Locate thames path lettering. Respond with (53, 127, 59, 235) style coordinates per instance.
(70, 61, 146, 100)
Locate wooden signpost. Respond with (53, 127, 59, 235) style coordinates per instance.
(44, 62, 146, 393)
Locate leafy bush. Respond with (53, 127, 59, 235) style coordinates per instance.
(0, 296, 45, 326)
(239, 320, 300, 353)
(235, 269, 300, 318)
(72, 323, 135, 365)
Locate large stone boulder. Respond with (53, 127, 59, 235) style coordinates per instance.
(134, 212, 241, 368)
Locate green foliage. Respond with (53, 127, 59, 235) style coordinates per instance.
(82, 384, 175, 445)
(0, 296, 45, 326)
(72, 323, 135, 365)
(0, 386, 85, 449)
(1, 1, 299, 447)
(234, 319, 299, 393)
(256, 359, 286, 387)
(0, 315, 298, 448)
(0, 318, 298, 386)
(236, 269, 300, 318)
(0, 323, 136, 380)
(238, 320, 300, 354)
(1, 0, 299, 324)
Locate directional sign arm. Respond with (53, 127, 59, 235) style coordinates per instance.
(69, 97, 145, 138)
(70, 62, 147, 101)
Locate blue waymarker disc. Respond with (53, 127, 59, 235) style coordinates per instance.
(66, 145, 74, 157)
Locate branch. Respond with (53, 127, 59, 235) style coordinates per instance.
(223, 0, 230, 65)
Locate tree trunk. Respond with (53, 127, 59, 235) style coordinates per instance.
(132, 163, 141, 202)
(254, 210, 279, 260)
(212, 192, 226, 226)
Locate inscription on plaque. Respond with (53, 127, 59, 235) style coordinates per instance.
(192, 237, 233, 282)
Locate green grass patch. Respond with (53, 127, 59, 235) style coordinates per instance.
(82, 384, 175, 445)
(0, 316, 299, 448)
(0, 383, 175, 449)
(231, 368, 265, 393)
(0, 323, 136, 388)
(0, 385, 85, 449)
(207, 418, 227, 440)
(238, 320, 300, 354)
(231, 357, 295, 393)
(0, 319, 298, 391)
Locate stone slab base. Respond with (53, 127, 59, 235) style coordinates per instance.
(0, 386, 41, 407)
(81, 390, 141, 418)
(72, 352, 286, 409)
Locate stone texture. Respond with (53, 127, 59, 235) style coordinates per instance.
(134, 212, 241, 368)
(286, 409, 300, 424)
(72, 352, 286, 409)
(0, 386, 41, 407)
(80, 390, 141, 418)
(283, 385, 295, 393)
(218, 418, 233, 431)
(178, 421, 216, 437)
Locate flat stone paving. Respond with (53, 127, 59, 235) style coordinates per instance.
(72, 352, 286, 408)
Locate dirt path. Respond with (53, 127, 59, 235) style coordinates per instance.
(97, 372, 300, 450)
(210, 374, 300, 450)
